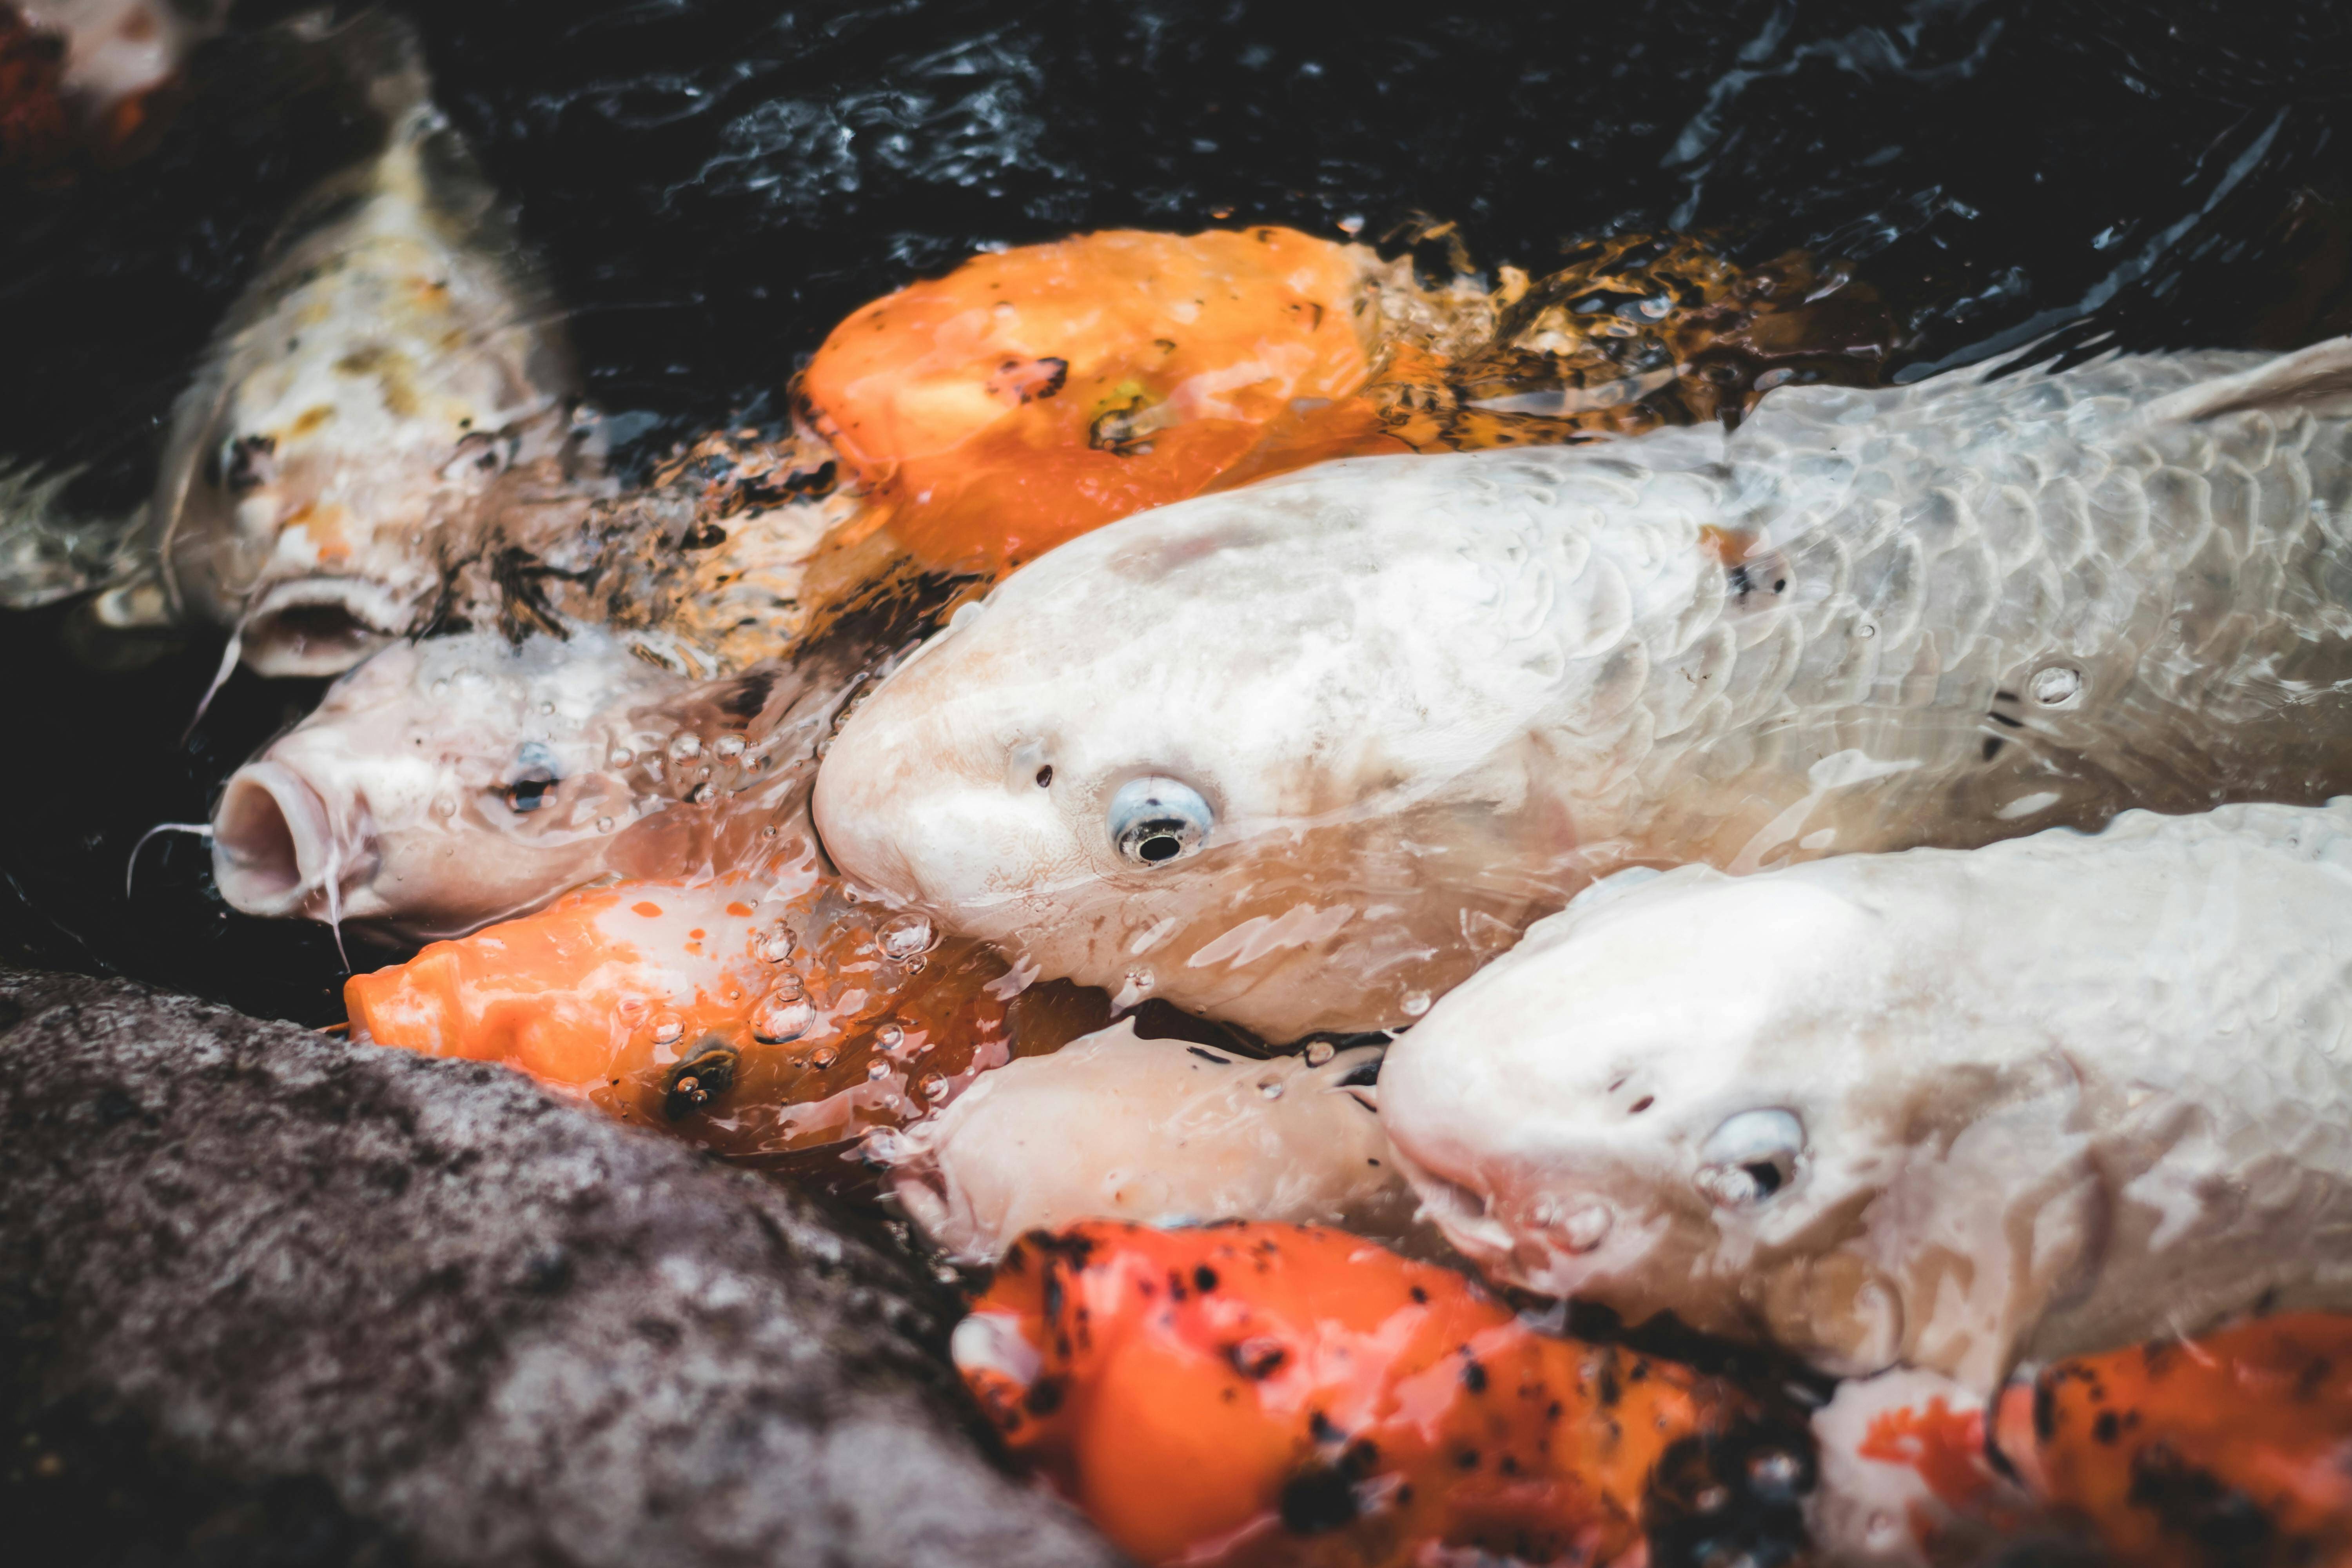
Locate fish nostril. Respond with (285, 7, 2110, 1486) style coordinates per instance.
(212, 764, 343, 915)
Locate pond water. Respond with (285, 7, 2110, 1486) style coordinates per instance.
(1, 0, 2348, 1028)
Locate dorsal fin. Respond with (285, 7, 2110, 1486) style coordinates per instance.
(2146, 335, 2352, 424)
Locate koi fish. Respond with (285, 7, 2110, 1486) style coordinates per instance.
(953, 1220, 1813, 1568)
(342, 866, 1038, 1158)
(1816, 1315, 2352, 1568)
(813, 336, 2352, 1040)
(877, 1019, 1404, 1262)
(1379, 799, 2352, 1393)
(207, 626, 840, 938)
(11, 12, 603, 676)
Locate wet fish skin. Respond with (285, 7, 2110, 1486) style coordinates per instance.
(813, 337, 2352, 1040)
(1379, 799, 2352, 1395)
(876, 1018, 1403, 1263)
(140, 27, 599, 676)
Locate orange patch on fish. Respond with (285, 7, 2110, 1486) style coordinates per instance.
(1990, 1315, 2352, 1568)
(800, 227, 1372, 578)
(960, 1221, 1780, 1568)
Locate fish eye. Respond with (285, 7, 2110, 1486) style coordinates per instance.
(1695, 1107, 1804, 1208)
(503, 769, 558, 813)
(210, 432, 276, 495)
(1108, 775, 1213, 866)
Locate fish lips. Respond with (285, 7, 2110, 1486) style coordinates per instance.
(211, 760, 380, 920)
(238, 577, 422, 677)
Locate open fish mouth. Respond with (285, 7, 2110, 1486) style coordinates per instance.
(211, 760, 372, 920)
(238, 577, 420, 677)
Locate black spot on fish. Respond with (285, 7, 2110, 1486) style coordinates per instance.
(1278, 1466, 1357, 1534)
(1187, 1046, 1232, 1065)
(1461, 1358, 1488, 1395)
(1227, 1338, 1287, 1379)
(1194, 1265, 1220, 1293)
(1308, 1409, 1342, 1444)
(2127, 1443, 2275, 1558)
(661, 1040, 739, 1120)
(1982, 735, 2006, 761)
(1988, 709, 2025, 729)
(2094, 1410, 2120, 1444)
(1024, 1377, 1065, 1416)
(1336, 1058, 1383, 1087)
(714, 669, 777, 720)
(679, 518, 727, 550)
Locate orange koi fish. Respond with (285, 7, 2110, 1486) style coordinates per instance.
(800, 227, 1373, 583)
(955, 1220, 1812, 1568)
(1838, 1315, 2352, 1566)
(344, 855, 1076, 1159)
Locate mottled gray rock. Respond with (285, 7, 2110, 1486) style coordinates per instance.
(0, 967, 1125, 1568)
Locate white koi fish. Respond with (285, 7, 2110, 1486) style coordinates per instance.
(813, 337, 2352, 1040)
(1379, 800, 2352, 1394)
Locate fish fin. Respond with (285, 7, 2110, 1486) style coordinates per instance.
(2148, 334, 2352, 424)
(0, 461, 147, 610)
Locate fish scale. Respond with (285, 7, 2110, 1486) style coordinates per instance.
(814, 336, 2352, 1040)
(1617, 346, 2352, 872)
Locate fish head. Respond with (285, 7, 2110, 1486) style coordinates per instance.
(156, 116, 595, 676)
(814, 452, 1673, 1041)
(210, 627, 690, 935)
(1381, 862, 2095, 1385)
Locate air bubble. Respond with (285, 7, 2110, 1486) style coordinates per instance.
(866, 1060, 890, 1081)
(670, 733, 702, 760)
(809, 1044, 838, 1069)
(1855, 621, 1877, 639)
(757, 930, 793, 964)
(715, 734, 746, 758)
(608, 748, 634, 768)
(1401, 992, 1432, 1018)
(596, 816, 614, 834)
(433, 797, 457, 820)
(1305, 1041, 1335, 1067)
(2031, 664, 2083, 706)
(751, 990, 816, 1044)
(540, 701, 555, 715)
(650, 1016, 684, 1046)
(919, 1073, 949, 1101)
(687, 782, 715, 804)
(1259, 1078, 1284, 1101)
(768, 971, 806, 1000)
(878, 913, 936, 960)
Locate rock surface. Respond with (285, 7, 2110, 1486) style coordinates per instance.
(0, 967, 1125, 1568)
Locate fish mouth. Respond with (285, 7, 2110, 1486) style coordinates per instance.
(240, 578, 417, 677)
(212, 762, 361, 918)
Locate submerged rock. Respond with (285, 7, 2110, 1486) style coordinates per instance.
(0, 967, 1123, 1568)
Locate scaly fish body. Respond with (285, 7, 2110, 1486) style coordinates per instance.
(814, 338, 2352, 1040)
(1380, 800, 2352, 1393)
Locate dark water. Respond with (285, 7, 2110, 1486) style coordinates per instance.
(3, 0, 2351, 1023)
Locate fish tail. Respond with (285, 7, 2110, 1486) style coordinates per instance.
(0, 459, 145, 610)
(2145, 332, 2352, 424)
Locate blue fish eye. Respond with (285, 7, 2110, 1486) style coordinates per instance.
(1108, 776, 1213, 867)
